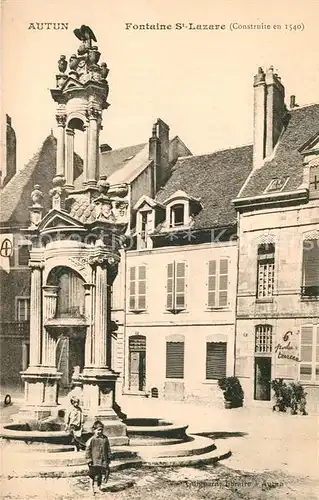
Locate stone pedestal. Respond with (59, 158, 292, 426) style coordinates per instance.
(74, 368, 129, 446)
(20, 367, 62, 420)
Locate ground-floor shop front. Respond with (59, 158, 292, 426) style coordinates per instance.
(123, 324, 235, 405)
(235, 317, 319, 413)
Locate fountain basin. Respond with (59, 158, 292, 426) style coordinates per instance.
(125, 418, 188, 440)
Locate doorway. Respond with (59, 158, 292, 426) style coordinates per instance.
(254, 357, 271, 401)
(56, 336, 85, 393)
(128, 335, 146, 392)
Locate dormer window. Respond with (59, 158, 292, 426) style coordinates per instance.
(265, 176, 289, 193)
(170, 204, 185, 227)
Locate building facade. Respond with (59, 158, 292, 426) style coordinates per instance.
(234, 67, 319, 412)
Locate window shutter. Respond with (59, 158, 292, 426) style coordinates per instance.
(166, 263, 174, 309)
(208, 260, 216, 307)
(129, 267, 136, 310)
(300, 325, 314, 381)
(166, 341, 184, 378)
(137, 265, 146, 310)
(175, 262, 185, 309)
(219, 259, 228, 307)
(206, 342, 227, 379)
(303, 240, 319, 287)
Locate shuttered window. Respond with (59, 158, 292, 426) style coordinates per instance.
(129, 265, 147, 311)
(16, 297, 30, 321)
(166, 262, 186, 311)
(300, 325, 319, 383)
(206, 342, 227, 380)
(166, 341, 184, 379)
(302, 239, 319, 297)
(207, 259, 229, 308)
(257, 244, 275, 298)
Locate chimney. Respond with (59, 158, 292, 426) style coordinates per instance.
(253, 66, 286, 168)
(149, 118, 170, 193)
(3, 114, 17, 186)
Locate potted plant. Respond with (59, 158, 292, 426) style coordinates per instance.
(271, 378, 291, 412)
(289, 382, 308, 415)
(218, 376, 244, 409)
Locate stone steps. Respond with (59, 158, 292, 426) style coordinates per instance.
(1, 436, 231, 478)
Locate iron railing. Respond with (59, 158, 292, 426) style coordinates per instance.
(0, 321, 30, 338)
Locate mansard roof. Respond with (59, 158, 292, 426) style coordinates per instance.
(155, 144, 253, 229)
(0, 135, 83, 227)
(238, 103, 319, 199)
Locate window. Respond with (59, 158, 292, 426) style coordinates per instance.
(170, 204, 184, 227)
(166, 262, 186, 311)
(141, 212, 148, 232)
(255, 325, 273, 353)
(300, 325, 319, 383)
(302, 239, 319, 298)
(207, 259, 229, 308)
(16, 297, 30, 321)
(309, 162, 319, 199)
(18, 245, 30, 266)
(129, 265, 147, 311)
(166, 340, 184, 378)
(206, 342, 227, 379)
(257, 243, 275, 298)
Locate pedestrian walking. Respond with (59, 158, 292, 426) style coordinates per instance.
(85, 420, 111, 494)
(65, 395, 85, 451)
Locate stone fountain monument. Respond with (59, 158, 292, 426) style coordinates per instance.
(19, 25, 128, 445)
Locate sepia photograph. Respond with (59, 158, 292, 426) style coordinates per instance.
(1, 0, 318, 498)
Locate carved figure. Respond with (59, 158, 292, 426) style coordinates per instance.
(74, 25, 98, 55)
(58, 55, 67, 73)
(69, 54, 79, 71)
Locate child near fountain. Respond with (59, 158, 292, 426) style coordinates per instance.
(85, 420, 112, 494)
(65, 396, 85, 451)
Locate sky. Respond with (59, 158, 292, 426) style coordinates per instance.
(1, 0, 319, 171)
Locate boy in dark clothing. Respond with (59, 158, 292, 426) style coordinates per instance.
(65, 396, 85, 451)
(85, 420, 111, 494)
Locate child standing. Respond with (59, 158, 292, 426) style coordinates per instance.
(65, 396, 84, 451)
(85, 420, 111, 494)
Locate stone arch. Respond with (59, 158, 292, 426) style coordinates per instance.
(44, 257, 91, 284)
(47, 265, 86, 318)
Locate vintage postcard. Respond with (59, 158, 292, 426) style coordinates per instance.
(1, 0, 318, 498)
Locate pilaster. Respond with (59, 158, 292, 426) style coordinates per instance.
(65, 127, 75, 190)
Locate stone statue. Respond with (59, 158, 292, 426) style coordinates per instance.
(74, 25, 98, 55)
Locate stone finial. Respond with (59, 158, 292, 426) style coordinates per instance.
(58, 55, 67, 73)
(97, 175, 110, 196)
(100, 63, 109, 79)
(31, 185, 43, 207)
(29, 185, 43, 228)
(49, 176, 66, 210)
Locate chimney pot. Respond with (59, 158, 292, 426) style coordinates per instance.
(289, 95, 299, 108)
(100, 143, 112, 153)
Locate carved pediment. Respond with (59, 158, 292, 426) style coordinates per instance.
(134, 195, 164, 211)
(38, 209, 85, 232)
(61, 76, 85, 93)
